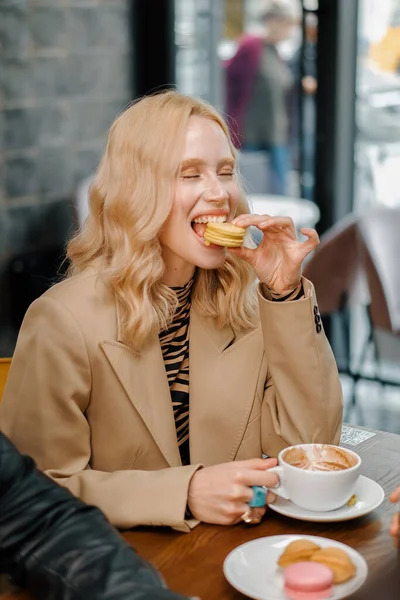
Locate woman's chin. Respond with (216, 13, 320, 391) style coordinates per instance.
(194, 250, 227, 270)
(189, 231, 228, 269)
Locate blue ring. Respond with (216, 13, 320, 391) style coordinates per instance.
(248, 485, 267, 508)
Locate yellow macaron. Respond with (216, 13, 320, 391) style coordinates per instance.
(310, 547, 356, 584)
(203, 222, 246, 248)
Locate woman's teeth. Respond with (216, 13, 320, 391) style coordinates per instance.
(192, 215, 227, 224)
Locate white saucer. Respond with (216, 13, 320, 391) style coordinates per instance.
(224, 534, 368, 600)
(268, 475, 384, 522)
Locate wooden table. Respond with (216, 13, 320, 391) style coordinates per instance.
(2, 425, 399, 599)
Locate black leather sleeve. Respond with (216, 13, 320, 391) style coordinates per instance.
(0, 433, 189, 600)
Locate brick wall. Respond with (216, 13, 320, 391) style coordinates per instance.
(0, 0, 133, 354)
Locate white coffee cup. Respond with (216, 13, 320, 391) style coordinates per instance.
(267, 444, 361, 512)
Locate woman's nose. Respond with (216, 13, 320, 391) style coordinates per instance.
(203, 185, 228, 204)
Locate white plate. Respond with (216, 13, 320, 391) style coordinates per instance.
(268, 475, 384, 522)
(224, 534, 368, 600)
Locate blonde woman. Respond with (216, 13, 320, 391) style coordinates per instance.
(0, 92, 343, 532)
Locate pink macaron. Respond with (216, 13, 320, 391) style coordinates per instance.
(283, 561, 334, 599)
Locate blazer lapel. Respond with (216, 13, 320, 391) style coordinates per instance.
(189, 309, 264, 466)
(100, 301, 181, 468)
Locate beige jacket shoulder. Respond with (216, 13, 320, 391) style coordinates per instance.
(0, 272, 343, 532)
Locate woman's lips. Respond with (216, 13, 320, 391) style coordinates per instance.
(191, 222, 222, 249)
(192, 222, 207, 238)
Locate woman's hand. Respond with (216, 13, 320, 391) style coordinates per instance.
(389, 486, 400, 547)
(187, 458, 278, 525)
(230, 214, 319, 295)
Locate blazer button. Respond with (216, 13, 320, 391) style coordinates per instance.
(316, 323, 322, 333)
(315, 314, 321, 324)
(314, 305, 319, 315)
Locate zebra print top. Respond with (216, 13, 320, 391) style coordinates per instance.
(159, 277, 304, 466)
(159, 276, 194, 465)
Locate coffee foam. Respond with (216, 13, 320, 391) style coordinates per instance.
(283, 445, 357, 472)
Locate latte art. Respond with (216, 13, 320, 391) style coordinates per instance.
(290, 460, 349, 472)
(283, 445, 357, 472)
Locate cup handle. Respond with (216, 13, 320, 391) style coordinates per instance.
(266, 466, 290, 500)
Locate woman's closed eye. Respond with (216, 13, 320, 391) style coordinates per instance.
(182, 174, 201, 180)
(180, 169, 235, 180)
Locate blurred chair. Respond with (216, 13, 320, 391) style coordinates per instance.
(303, 212, 362, 333)
(357, 206, 400, 387)
(304, 207, 400, 416)
(0, 358, 12, 402)
(303, 213, 370, 408)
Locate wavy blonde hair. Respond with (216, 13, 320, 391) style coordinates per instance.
(67, 91, 257, 348)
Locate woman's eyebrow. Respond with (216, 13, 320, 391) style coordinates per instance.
(179, 157, 235, 170)
(217, 158, 236, 168)
(179, 158, 204, 170)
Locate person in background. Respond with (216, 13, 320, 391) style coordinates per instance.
(389, 485, 399, 547)
(351, 484, 400, 600)
(0, 90, 342, 532)
(225, 0, 297, 195)
(0, 432, 191, 600)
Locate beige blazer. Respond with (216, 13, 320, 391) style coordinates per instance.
(0, 272, 343, 532)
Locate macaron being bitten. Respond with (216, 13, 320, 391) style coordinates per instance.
(203, 222, 246, 248)
(283, 562, 334, 599)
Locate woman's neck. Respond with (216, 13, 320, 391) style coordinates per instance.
(162, 265, 196, 287)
